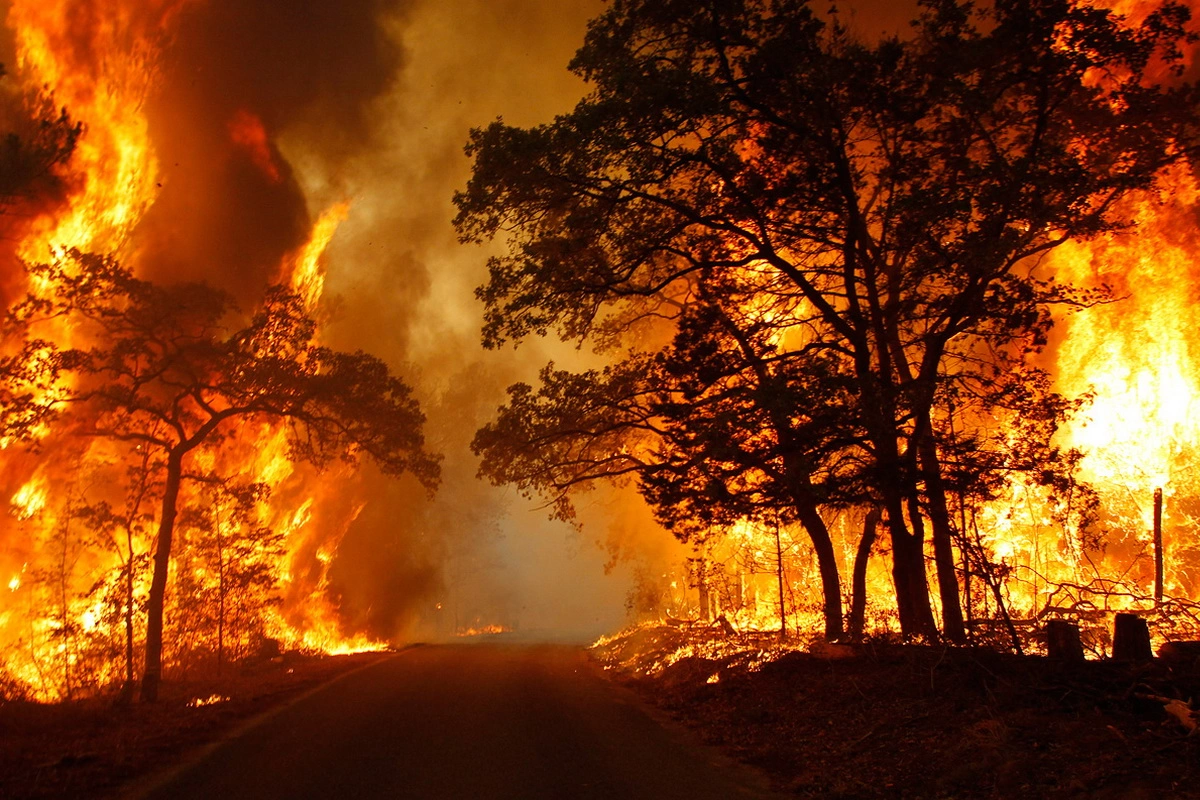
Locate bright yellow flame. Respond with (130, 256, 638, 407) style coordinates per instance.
(286, 201, 351, 310)
(6, 1, 190, 260)
(10, 480, 47, 520)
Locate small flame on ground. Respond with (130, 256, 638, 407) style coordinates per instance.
(187, 694, 230, 708)
(455, 625, 511, 637)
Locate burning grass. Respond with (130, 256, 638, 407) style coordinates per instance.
(593, 625, 1200, 798)
(0, 650, 391, 799)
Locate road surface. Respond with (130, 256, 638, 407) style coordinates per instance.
(137, 643, 782, 799)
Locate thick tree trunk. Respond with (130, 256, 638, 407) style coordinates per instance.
(862, 378, 938, 639)
(848, 508, 881, 639)
(140, 448, 184, 703)
(794, 501, 844, 641)
(918, 435, 966, 642)
(885, 489, 939, 638)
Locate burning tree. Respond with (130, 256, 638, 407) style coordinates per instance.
(2, 251, 440, 700)
(472, 294, 863, 639)
(457, 0, 1200, 640)
(0, 66, 79, 222)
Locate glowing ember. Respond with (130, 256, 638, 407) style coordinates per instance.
(455, 625, 512, 637)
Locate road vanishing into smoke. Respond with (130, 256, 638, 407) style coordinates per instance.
(137, 643, 781, 799)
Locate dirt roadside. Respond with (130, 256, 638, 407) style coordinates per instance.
(0, 651, 392, 799)
(592, 627, 1200, 799)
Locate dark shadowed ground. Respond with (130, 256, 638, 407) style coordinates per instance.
(132, 642, 781, 800)
(0, 652, 388, 799)
(11, 632, 1197, 799)
(593, 627, 1200, 799)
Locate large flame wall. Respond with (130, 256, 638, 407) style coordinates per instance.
(0, 0, 644, 701)
(7, 0, 1198, 700)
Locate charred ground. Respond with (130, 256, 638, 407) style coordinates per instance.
(593, 628, 1200, 799)
(5, 634, 1199, 799)
(0, 651, 389, 800)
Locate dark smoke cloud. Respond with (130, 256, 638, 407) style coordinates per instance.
(134, 0, 412, 303)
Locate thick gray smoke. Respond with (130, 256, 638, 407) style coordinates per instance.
(119, 0, 658, 642)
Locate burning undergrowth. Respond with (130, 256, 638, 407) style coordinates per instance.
(591, 622, 808, 680)
(0, 0, 443, 702)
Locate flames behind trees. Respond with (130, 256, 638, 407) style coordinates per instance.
(0, 0, 633, 704)
(461, 0, 1200, 647)
(0, 0, 450, 702)
(4, 252, 440, 700)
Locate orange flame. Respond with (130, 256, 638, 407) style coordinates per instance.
(0, 3, 390, 700)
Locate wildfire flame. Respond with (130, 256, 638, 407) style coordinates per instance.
(0, 0, 389, 701)
(3, 0, 1200, 703)
(622, 0, 1200, 656)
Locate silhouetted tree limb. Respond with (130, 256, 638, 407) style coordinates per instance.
(3, 251, 440, 700)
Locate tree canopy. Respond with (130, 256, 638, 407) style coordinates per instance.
(457, 0, 1200, 640)
(3, 251, 440, 699)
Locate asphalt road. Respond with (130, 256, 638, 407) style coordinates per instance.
(137, 643, 782, 799)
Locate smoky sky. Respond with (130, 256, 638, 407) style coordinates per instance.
(0, 0, 971, 646)
(135, 0, 412, 303)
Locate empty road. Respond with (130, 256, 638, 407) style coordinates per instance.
(137, 643, 781, 799)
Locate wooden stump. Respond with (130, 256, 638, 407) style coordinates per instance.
(1112, 613, 1152, 661)
(1045, 619, 1084, 663)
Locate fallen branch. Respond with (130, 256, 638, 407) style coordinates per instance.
(1136, 692, 1199, 734)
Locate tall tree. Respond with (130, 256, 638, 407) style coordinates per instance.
(456, 0, 1199, 639)
(473, 292, 866, 640)
(4, 251, 440, 700)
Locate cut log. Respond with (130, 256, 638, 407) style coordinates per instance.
(1045, 619, 1085, 663)
(1112, 613, 1152, 661)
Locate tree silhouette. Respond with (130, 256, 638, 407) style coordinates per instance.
(4, 251, 440, 700)
(457, 0, 1199, 639)
(0, 64, 80, 218)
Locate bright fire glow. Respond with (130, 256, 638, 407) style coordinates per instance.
(0, 2, 393, 702)
(10, 480, 47, 520)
